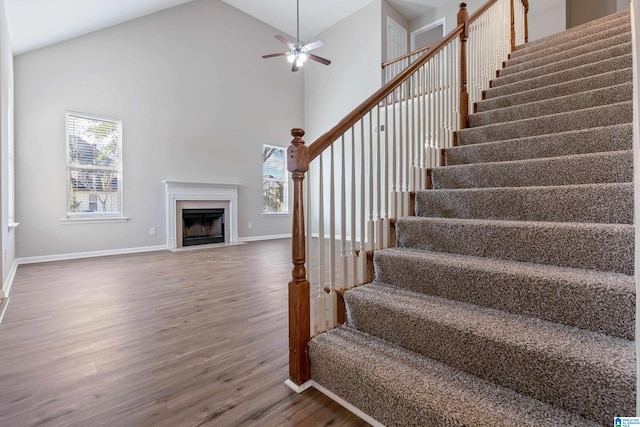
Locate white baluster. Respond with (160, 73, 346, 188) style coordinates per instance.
(340, 135, 349, 290)
(328, 144, 337, 328)
(316, 154, 326, 333)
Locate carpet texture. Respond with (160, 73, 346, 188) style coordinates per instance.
(308, 10, 635, 426)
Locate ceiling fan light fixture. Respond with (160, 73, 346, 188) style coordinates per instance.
(298, 52, 309, 63)
(287, 53, 296, 63)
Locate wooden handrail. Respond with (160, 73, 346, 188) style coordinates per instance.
(381, 42, 437, 69)
(308, 23, 464, 161)
(308, 0, 499, 161)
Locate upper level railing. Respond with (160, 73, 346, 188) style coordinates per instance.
(382, 42, 436, 84)
(286, 0, 529, 387)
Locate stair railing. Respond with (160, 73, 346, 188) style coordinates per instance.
(382, 42, 437, 85)
(286, 0, 529, 388)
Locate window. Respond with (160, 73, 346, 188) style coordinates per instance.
(66, 112, 122, 218)
(262, 144, 288, 214)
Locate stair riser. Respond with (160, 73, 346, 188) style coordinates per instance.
(478, 68, 632, 113)
(501, 32, 631, 78)
(374, 250, 635, 340)
(396, 217, 634, 274)
(344, 287, 635, 426)
(507, 22, 631, 67)
(491, 53, 631, 92)
(457, 102, 632, 145)
(511, 11, 630, 57)
(435, 150, 632, 190)
(415, 184, 633, 224)
(447, 124, 632, 165)
(470, 83, 631, 127)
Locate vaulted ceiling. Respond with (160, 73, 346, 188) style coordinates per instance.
(5, 0, 443, 55)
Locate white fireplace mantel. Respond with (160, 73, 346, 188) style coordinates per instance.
(164, 181, 240, 249)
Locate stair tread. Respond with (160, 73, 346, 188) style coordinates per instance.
(457, 101, 632, 145)
(493, 48, 631, 90)
(501, 31, 631, 78)
(310, 327, 601, 426)
(373, 246, 635, 340)
(512, 9, 629, 56)
(396, 216, 634, 274)
(507, 21, 631, 67)
(347, 282, 635, 366)
(479, 67, 632, 112)
(470, 81, 631, 127)
(433, 150, 633, 189)
(344, 283, 635, 424)
(447, 124, 632, 165)
(415, 182, 633, 224)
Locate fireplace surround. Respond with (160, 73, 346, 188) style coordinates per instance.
(164, 181, 239, 249)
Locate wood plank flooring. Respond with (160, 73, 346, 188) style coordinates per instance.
(0, 239, 369, 426)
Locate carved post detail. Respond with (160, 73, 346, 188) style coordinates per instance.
(458, 3, 469, 129)
(522, 0, 529, 43)
(510, 0, 516, 51)
(287, 128, 311, 386)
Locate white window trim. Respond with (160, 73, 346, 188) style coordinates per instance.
(262, 143, 289, 214)
(65, 111, 124, 221)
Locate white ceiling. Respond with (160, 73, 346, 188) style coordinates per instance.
(5, 0, 440, 56)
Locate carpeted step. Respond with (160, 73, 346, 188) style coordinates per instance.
(433, 150, 632, 189)
(469, 82, 631, 127)
(501, 32, 631, 78)
(488, 53, 631, 95)
(478, 68, 632, 113)
(495, 42, 631, 86)
(457, 101, 632, 145)
(395, 216, 633, 274)
(511, 9, 630, 58)
(373, 248, 635, 340)
(309, 327, 601, 427)
(507, 21, 631, 67)
(342, 283, 636, 426)
(415, 183, 633, 224)
(447, 124, 632, 165)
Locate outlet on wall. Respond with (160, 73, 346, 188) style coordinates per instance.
(248, 222, 253, 229)
(149, 227, 156, 236)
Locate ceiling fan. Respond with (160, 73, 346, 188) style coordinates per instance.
(261, 0, 331, 72)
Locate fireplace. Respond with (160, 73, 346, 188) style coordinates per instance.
(164, 181, 239, 250)
(182, 208, 224, 246)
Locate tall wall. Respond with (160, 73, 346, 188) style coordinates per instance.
(14, 0, 304, 259)
(304, 0, 382, 143)
(567, 0, 617, 28)
(0, 0, 14, 294)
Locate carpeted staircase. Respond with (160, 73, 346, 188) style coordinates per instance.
(308, 9, 636, 426)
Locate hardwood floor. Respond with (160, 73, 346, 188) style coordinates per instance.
(0, 239, 369, 426)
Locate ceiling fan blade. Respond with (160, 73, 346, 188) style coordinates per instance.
(274, 35, 294, 49)
(309, 54, 331, 66)
(262, 52, 288, 59)
(302, 40, 325, 51)
(292, 61, 299, 72)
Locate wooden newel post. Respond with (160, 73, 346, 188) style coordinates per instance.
(287, 128, 311, 386)
(522, 0, 529, 43)
(458, 3, 469, 130)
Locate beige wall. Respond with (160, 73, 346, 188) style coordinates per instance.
(567, 0, 617, 28)
(14, 0, 304, 258)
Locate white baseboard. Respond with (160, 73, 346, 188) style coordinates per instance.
(284, 379, 313, 393)
(308, 381, 384, 427)
(2, 259, 19, 298)
(15, 245, 168, 266)
(238, 233, 291, 242)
